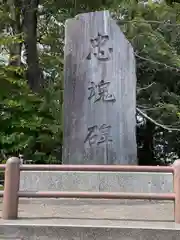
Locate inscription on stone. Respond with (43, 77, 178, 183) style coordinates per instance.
(63, 11, 137, 165)
(88, 80, 116, 103)
(87, 33, 113, 61)
(84, 124, 112, 146)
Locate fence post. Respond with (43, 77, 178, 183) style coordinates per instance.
(2, 157, 21, 219)
(173, 159, 180, 223)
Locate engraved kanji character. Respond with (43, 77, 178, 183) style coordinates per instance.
(84, 124, 112, 146)
(96, 80, 116, 102)
(87, 33, 113, 61)
(88, 80, 116, 103)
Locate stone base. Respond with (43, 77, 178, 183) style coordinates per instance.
(0, 223, 180, 240)
(0, 198, 179, 239)
(20, 171, 173, 193)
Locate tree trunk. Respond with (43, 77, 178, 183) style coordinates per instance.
(8, 0, 22, 66)
(22, 0, 43, 91)
(138, 121, 155, 165)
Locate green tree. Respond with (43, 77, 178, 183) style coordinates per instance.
(0, 0, 63, 163)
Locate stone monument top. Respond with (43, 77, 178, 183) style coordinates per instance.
(63, 10, 137, 165)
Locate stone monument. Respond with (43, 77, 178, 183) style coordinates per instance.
(63, 10, 137, 165)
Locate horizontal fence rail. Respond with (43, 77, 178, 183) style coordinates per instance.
(18, 191, 175, 200)
(0, 164, 174, 172)
(1, 157, 180, 223)
(19, 164, 173, 172)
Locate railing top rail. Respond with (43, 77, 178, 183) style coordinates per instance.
(19, 164, 174, 173)
(18, 191, 175, 200)
(0, 163, 173, 173)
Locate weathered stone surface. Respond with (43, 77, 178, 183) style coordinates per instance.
(20, 171, 173, 193)
(0, 199, 179, 239)
(0, 224, 180, 240)
(63, 10, 137, 164)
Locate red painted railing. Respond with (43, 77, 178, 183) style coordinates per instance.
(1, 157, 180, 223)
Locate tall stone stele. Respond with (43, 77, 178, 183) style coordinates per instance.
(63, 11, 137, 165)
